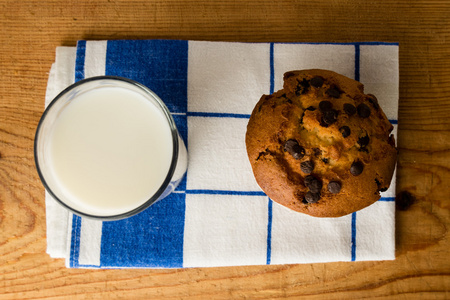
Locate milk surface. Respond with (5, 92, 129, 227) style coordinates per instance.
(48, 86, 173, 216)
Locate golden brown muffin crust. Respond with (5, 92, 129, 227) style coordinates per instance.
(246, 69, 397, 217)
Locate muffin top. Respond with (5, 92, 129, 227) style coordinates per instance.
(245, 69, 397, 217)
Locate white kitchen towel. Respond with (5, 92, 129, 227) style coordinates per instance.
(45, 40, 399, 268)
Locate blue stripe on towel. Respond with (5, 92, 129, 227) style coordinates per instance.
(96, 39, 189, 268)
(100, 192, 186, 268)
(266, 44, 275, 265)
(270, 43, 275, 94)
(351, 212, 357, 261)
(69, 215, 82, 267)
(354, 44, 360, 82)
(70, 40, 87, 267)
(105, 40, 188, 114)
(266, 199, 273, 265)
(350, 44, 360, 262)
(186, 115, 399, 125)
(380, 197, 395, 202)
(186, 189, 266, 196)
(187, 112, 251, 119)
(351, 44, 361, 261)
(348, 42, 400, 261)
(74, 40, 86, 82)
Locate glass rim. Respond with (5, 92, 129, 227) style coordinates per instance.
(34, 76, 179, 221)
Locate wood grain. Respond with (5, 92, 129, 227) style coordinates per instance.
(0, 0, 449, 298)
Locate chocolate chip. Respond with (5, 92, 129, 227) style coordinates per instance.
(299, 78, 310, 89)
(357, 103, 371, 118)
(379, 187, 388, 192)
(328, 181, 341, 194)
(305, 175, 322, 193)
(319, 101, 333, 111)
(350, 161, 364, 176)
(310, 76, 324, 88)
(344, 103, 357, 116)
(306, 106, 316, 111)
(367, 94, 379, 109)
(304, 175, 315, 186)
(396, 191, 415, 211)
(284, 139, 305, 159)
(284, 139, 296, 150)
(322, 109, 338, 125)
(326, 87, 341, 98)
(339, 126, 351, 138)
(319, 119, 329, 128)
(357, 135, 370, 147)
(322, 158, 329, 164)
(284, 139, 296, 152)
(300, 161, 314, 174)
(295, 78, 310, 95)
(305, 191, 320, 204)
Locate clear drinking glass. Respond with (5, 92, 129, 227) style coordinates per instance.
(35, 76, 188, 220)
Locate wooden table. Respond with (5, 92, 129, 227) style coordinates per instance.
(1, 0, 449, 298)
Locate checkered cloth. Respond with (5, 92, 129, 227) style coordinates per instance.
(45, 40, 398, 268)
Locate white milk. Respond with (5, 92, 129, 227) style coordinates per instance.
(48, 86, 174, 217)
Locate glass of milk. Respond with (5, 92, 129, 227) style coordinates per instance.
(35, 76, 188, 220)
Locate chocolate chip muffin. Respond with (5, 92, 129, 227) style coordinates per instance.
(245, 69, 397, 217)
